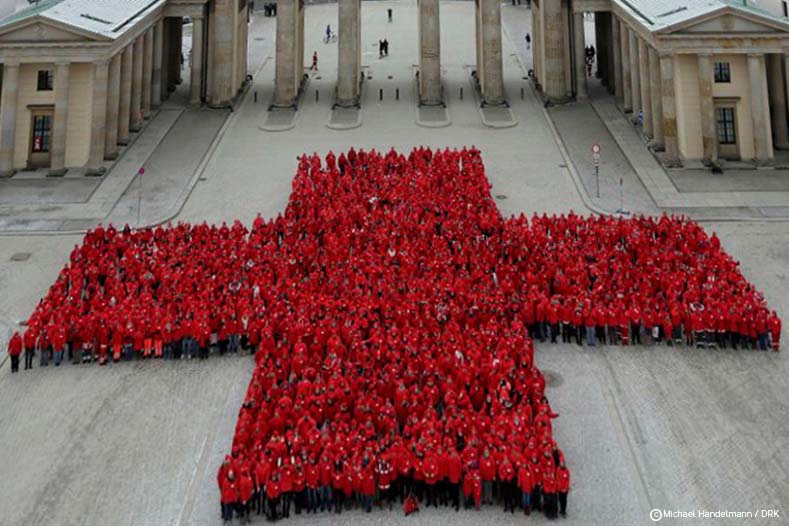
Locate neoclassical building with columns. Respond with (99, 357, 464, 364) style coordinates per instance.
(533, 0, 789, 165)
(0, 0, 248, 176)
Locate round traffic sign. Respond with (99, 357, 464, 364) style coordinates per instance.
(591, 143, 601, 154)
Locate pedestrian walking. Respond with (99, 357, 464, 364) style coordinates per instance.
(379, 40, 384, 58)
(387, 8, 392, 22)
(525, 33, 531, 49)
(383, 39, 389, 56)
(311, 51, 318, 71)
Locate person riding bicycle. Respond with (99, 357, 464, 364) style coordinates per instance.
(326, 24, 332, 40)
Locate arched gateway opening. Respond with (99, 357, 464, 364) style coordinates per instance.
(271, 0, 506, 109)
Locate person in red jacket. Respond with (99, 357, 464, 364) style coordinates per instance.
(23, 329, 35, 370)
(542, 465, 558, 519)
(517, 461, 534, 514)
(446, 447, 462, 510)
(238, 469, 255, 522)
(556, 461, 570, 517)
(768, 310, 781, 351)
(220, 470, 239, 524)
(7, 331, 22, 373)
(266, 470, 282, 521)
(480, 448, 496, 505)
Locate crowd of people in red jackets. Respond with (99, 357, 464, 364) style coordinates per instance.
(7, 147, 780, 524)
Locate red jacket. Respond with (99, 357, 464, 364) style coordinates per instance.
(8, 332, 22, 357)
(220, 478, 239, 504)
(556, 466, 570, 493)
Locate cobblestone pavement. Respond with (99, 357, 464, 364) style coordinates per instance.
(0, 3, 787, 526)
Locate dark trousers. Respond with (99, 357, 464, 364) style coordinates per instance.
(221, 502, 234, 522)
(10, 354, 20, 372)
(531, 485, 542, 511)
(24, 349, 34, 369)
(558, 491, 568, 515)
(544, 491, 558, 518)
(267, 496, 279, 520)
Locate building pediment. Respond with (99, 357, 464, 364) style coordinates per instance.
(0, 18, 107, 44)
(657, 9, 789, 36)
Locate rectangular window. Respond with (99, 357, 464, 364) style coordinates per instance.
(783, 1, 788, 18)
(714, 62, 731, 83)
(31, 115, 52, 153)
(716, 107, 736, 145)
(37, 70, 54, 91)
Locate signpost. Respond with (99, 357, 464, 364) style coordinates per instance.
(137, 167, 145, 228)
(591, 143, 601, 198)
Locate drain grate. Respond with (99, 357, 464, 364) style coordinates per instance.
(543, 370, 564, 388)
(10, 252, 31, 262)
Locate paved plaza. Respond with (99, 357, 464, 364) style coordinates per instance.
(0, 2, 788, 526)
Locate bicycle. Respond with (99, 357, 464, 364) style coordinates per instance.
(323, 32, 337, 44)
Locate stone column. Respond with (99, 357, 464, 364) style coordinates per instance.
(152, 19, 163, 107)
(606, 15, 615, 93)
(0, 62, 19, 176)
(190, 15, 205, 105)
(660, 54, 679, 163)
(697, 53, 718, 163)
(130, 35, 144, 132)
(274, 0, 301, 107)
(542, 0, 566, 102)
(573, 11, 586, 99)
(478, 0, 504, 104)
(105, 53, 121, 160)
(142, 28, 154, 118)
(612, 17, 623, 103)
(532, 2, 542, 84)
(649, 46, 663, 149)
(87, 60, 109, 174)
(338, 0, 363, 106)
(212, 0, 235, 106)
(594, 13, 605, 85)
(418, 0, 441, 105)
(118, 45, 133, 145)
(638, 38, 652, 137)
(748, 53, 773, 161)
(767, 53, 789, 149)
(621, 25, 632, 111)
(629, 30, 641, 121)
(49, 62, 70, 175)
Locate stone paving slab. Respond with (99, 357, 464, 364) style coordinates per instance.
(667, 168, 789, 193)
(0, 178, 100, 205)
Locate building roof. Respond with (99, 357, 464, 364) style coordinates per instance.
(0, 0, 165, 40)
(616, 0, 789, 33)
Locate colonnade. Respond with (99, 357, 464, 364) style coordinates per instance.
(273, 0, 506, 109)
(570, 9, 785, 164)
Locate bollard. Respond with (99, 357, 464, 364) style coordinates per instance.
(460, 87, 463, 100)
(379, 88, 383, 101)
(316, 89, 319, 102)
(521, 87, 524, 100)
(396, 88, 400, 101)
(254, 91, 258, 103)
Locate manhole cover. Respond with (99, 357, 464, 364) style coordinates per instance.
(367, 75, 373, 80)
(387, 75, 393, 80)
(10, 252, 31, 262)
(543, 370, 564, 388)
(254, 37, 265, 41)
(315, 76, 322, 80)
(495, 194, 507, 200)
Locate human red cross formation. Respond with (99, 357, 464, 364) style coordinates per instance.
(9, 148, 781, 523)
